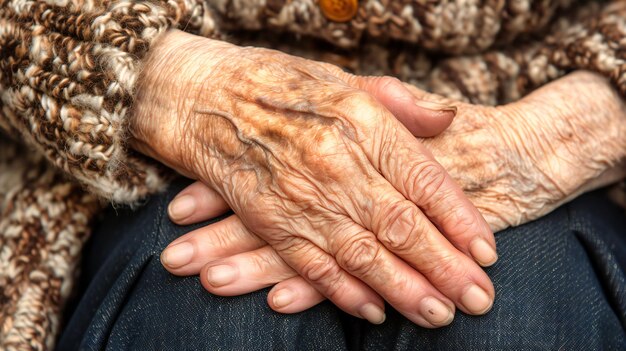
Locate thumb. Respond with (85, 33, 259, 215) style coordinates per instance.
(350, 76, 457, 137)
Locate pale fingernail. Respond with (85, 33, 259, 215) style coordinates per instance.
(469, 238, 498, 267)
(359, 303, 386, 325)
(168, 194, 196, 221)
(161, 242, 194, 268)
(415, 100, 457, 115)
(272, 289, 295, 308)
(420, 297, 454, 327)
(206, 265, 237, 287)
(461, 285, 493, 315)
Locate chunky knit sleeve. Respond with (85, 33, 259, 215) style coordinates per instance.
(414, 2, 626, 106)
(207, 0, 578, 53)
(0, 0, 219, 203)
(543, 2, 626, 97)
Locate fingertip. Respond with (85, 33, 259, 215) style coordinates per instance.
(267, 278, 326, 314)
(410, 101, 457, 137)
(469, 238, 498, 267)
(161, 241, 194, 269)
(168, 194, 196, 223)
(199, 262, 241, 296)
(419, 297, 455, 327)
(169, 181, 229, 225)
(269, 287, 297, 310)
(469, 209, 499, 267)
(358, 303, 387, 325)
(460, 284, 495, 316)
(354, 76, 456, 137)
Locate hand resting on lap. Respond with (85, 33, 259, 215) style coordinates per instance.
(130, 29, 498, 328)
(162, 71, 626, 321)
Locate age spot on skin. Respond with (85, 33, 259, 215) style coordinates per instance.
(287, 81, 300, 91)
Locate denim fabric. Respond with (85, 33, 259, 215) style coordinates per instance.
(58, 179, 626, 350)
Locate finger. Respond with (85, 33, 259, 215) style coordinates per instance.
(168, 181, 229, 225)
(319, 64, 456, 138)
(271, 221, 456, 328)
(162, 215, 266, 275)
(267, 234, 391, 325)
(268, 277, 326, 314)
(350, 76, 456, 137)
(199, 246, 297, 296)
(363, 189, 495, 316)
(382, 83, 497, 258)
(333, 165, 494, 316)
(348, 96, 497, 266)
(387, 130, 498, 266)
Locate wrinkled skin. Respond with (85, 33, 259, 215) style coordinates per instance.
(417, 73, 626, 229)
(131, 30, 500, 328)
(161, 71, 626, 316)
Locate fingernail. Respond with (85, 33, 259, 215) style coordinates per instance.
(206, 265, 237, 287)
(420, 297, 454, 326)
(359, 303, 386, 325)
(273, 289, 295, 308)
(461, 285, 493, 315)
(469, 238, 498, 267)
(415, 100, 457, 115)
(161, 242, 194, 268)
(168, 194, 196, 221)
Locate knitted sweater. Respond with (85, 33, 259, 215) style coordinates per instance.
(1, 1, 625, 349)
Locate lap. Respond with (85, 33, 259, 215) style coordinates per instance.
(58, 179, 626, 350)
(359, 195, 626, 350)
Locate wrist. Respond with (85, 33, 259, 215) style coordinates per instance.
(501, 71, 626, 195)
(128, 29, 237, 176)
(128, 29, 199, 166)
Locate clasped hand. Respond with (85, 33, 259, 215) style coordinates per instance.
(131, 30, 508, 328)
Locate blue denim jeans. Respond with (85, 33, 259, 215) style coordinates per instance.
(57, 179, 626, 350)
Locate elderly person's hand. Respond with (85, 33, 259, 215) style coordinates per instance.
(161, 71, 626, 318)
(130, 29, 497, 328)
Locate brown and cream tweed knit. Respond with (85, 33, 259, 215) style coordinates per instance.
(1, 0, 625, 349)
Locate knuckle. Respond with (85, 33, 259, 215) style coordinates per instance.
(410, 161, 446, 203)
(349, 89, 376, 103)
(300, 253, 340, 284)
(424, 254, 468, 288)
(377, 203, 425, 252)
(336, 236, 381, 275)
(375, 76, 403, 92)
(346, 91, 384, 122)
(302, 129, 349, 165)
(440, 202, 480, 236)
(276, 238, 347, 296)
(295, 122, 364, 184)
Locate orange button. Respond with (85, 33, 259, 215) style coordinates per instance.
(320, 0, 358, 22)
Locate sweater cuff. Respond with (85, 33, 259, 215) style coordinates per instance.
(0, 0, 218, 203)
